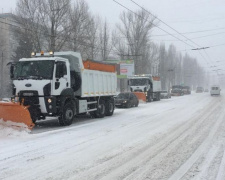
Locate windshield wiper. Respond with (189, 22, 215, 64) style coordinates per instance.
(17, 76, 25, 80)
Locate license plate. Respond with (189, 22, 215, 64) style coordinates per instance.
(23, 93, 34, 96)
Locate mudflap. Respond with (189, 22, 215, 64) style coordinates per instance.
(0, 101, 35, 130)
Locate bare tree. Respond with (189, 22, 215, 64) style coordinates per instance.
(84, 16, 100, 60)
(15, 0, 71, 52)
(39, 0, 71, 51)
(116, 9, 157, 74)
(99, 20, 112, 61)
(15, 0, 44, 52)
(68, 0, 91, 54)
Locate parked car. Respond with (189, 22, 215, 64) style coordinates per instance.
(210, 86, 221, 96)
(196, 87, 204, 93)
(204, 88, 209, 92)
(0, 98, 10, 102)
(182, 86, 191, 95)
(115, 92, 139, 108)
(171, 85, 184, 96)
(160, 90, 171, 99)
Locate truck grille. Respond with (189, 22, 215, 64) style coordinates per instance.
(19, 91, 39, 106)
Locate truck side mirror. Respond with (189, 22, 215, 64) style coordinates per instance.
(7, 62, 15, 79)
(127, 80, 130, 85)
(10, 66, 15, 79)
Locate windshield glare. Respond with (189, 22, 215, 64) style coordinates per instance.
(130, 79, 149, 86)
(14, 60, 54, 80)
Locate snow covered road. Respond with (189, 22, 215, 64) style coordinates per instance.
(1, 92, 225, 180)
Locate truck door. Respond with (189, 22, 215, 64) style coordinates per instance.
(53, 61, 69, 95)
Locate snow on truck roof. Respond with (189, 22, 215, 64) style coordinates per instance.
(129, 74, 152, 79)
(19, 51, 84, 72)
(19, 57, 67, 62)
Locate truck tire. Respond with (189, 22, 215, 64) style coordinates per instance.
(105, 99, 114, 116)
(126, 102, 131, 108)
(91, 100, 106, 118)
(135, 101, 139, 107)
(158, 93, 161, 101)
(59, 102, 74, 126)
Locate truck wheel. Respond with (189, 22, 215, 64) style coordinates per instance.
(158, 93, 161, 101)
(126, 102, 131, 108)
(105, 99, 114, 116)
(59, 102, 74, 126)
(135, 101, 139, 107)
(91, 100, 106, 118)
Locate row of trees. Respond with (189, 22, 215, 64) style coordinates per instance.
(13, 0, 208, 90)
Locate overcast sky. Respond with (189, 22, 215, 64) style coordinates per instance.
(2, 0, 225, 76)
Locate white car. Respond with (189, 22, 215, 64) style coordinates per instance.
(160, 90, 171, 99)
(210, 86, 221, 96)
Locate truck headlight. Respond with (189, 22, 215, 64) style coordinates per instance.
(48, 98, 52, 103)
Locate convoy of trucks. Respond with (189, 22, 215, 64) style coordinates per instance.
(0, 50, 213, 130)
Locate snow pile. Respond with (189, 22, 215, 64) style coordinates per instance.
(0, 119, 30, 138)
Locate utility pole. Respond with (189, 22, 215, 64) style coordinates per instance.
(0, 52, 3, 98)
(168, 68, 174, 91)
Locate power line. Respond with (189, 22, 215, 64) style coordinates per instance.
(130, 0, 216, 69)
(112, 0, 197, 49)
(152, 31, 225, 41)
(130, 0, 202, 48)
(152, 27, 225, 37)
(181, 43, 225, 51)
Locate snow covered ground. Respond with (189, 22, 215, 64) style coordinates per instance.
(1, 92, 225, 180)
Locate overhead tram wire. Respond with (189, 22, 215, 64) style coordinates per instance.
(130, 0, 215, 68)
(112, 0, 196, 49)
(152, 27, 225, 37)
(130, 0, 203, 48)
(114, 0, 211, 66)
(152, 31, 225, 41)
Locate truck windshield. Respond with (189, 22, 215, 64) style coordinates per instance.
(14, 60, 54, 80)
(130, 79, 149, 86)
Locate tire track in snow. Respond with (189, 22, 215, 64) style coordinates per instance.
(0, 94, 218, 180)
(216, 149, 225, 180)
(66, 99, 220, 180)
(168, 104, 225, 180)
(122, 103, 222, 180)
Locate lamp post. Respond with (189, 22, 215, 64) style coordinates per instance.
(168, 68, 174, 91)
(0, 52, 3, 98)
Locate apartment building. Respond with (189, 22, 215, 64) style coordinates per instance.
(0, 13, 17, 98)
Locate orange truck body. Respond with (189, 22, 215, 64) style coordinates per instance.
(83, 60, 116, 73)
(153, 76, 160, 81)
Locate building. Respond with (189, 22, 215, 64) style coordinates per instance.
(0, 13, 17, 98)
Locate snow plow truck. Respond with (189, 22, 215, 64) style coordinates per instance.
(128, 74, 161, 102)
(0, 51, 117, 129)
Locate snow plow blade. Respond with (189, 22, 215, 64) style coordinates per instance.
(133, 92, 147, 103)
(0, 102, 34, 130)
